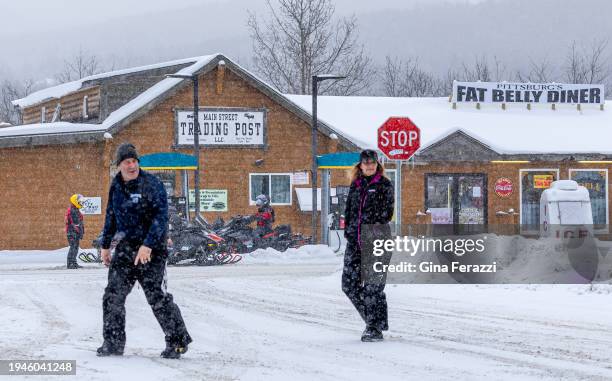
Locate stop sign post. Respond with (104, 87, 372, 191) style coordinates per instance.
(378, 117, 421, 161)
(377, 117, 420, 233)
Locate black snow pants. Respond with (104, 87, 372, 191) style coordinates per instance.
(342, 241, 389, 331)
(102, 242, 192, 349)
(66, 235, 80, 267)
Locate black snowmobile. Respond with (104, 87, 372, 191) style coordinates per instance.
(167, 215, 241, 266)
(212, 215, 311, 254)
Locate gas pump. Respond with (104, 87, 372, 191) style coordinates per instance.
(328, 186, 349, 251)
(169, 196, 188, 221)
(330, 186, 349, 229)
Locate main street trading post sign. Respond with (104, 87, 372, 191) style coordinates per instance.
(452, 81, 604, 104)
(176, 107, 266, 147)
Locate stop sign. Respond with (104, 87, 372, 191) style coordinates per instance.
(377, 117, 420, 160)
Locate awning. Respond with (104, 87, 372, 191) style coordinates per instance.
(139, 152, 197, 170)
(317, 152, 360, 169)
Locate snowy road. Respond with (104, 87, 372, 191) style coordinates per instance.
(2, 247, 612, 380)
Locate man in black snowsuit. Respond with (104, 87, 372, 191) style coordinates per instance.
(342, 149, 395, 342)
(97, 143, 192, 359)
(65, 194, 85, 269)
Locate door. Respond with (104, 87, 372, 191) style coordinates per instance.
(425, 173, 488, 234)
(456, 174, 487, 234)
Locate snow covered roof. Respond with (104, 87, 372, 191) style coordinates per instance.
(12, 56, 205, 108)
(1, 53, 359, 151)
(285, 95, 612, 155)
(0, 55, 219, 139)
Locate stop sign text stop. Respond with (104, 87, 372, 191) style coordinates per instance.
(379, 130, 419, 148)
(377, 117, 420, 161)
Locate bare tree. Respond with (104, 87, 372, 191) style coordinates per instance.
(0, 79, 33, 125)
(55, 47, 102, 83)
(381, 56, 403, 97)
(460, 56, 491, 82)
(516, 57, 554, 83)
(247, 0, 375, 95)
(439, 68, 460, 96)
(564, 39, 610, 84)
(381, 56, 443, 97)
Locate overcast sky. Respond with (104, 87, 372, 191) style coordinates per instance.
(1, 0, 609, 91)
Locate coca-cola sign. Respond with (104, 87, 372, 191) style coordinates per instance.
(494, 178, 513, 197)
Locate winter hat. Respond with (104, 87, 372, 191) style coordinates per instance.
(359, 149, 378, 163)
(115, 143, 139, 166)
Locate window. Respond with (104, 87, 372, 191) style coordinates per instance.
(249, 173, 292, 205)
(51, 103, 61, 122)
(83, 96, 89, 119)
(41, 106, 46, 123)
(569, 169, 608, 229)
(519, 169, 559, 231)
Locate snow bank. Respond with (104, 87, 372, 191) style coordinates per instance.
(240, 244, 341, 265)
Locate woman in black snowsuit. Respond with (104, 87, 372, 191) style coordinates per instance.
(342, 149, 395, 342)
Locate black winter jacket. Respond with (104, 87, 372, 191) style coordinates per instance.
(101, 170, 168, 251)
(344, 172, 394, 245)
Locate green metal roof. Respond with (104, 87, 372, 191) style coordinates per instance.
(139, 152, 197, 170)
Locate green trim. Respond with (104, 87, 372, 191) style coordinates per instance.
(316, 152, 360, 169)
(139, 152, 197, 170)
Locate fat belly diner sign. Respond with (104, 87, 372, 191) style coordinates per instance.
(176, 108, 266, 147)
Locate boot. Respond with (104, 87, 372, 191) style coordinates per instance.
(96, 341, 124, 356)
(67, 262, 82, 269)
(160, 342, 189, 359)
(361, 326, 383, 342)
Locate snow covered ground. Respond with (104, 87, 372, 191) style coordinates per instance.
(2, 245, 612, 380)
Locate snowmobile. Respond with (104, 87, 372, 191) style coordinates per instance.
(88, 233, 121, 263)
(167, 215, 241, 266)
(212, 214, 311, 254)
(78, 251, 102, 263)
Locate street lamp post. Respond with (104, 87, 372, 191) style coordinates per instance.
(311, 74, 346, 243)
(167, 73, 202, 221)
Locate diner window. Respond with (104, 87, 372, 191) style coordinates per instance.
(519, 169, 558, 230)
(570, 169, 608, 228)
(249, 173, 292, 205)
